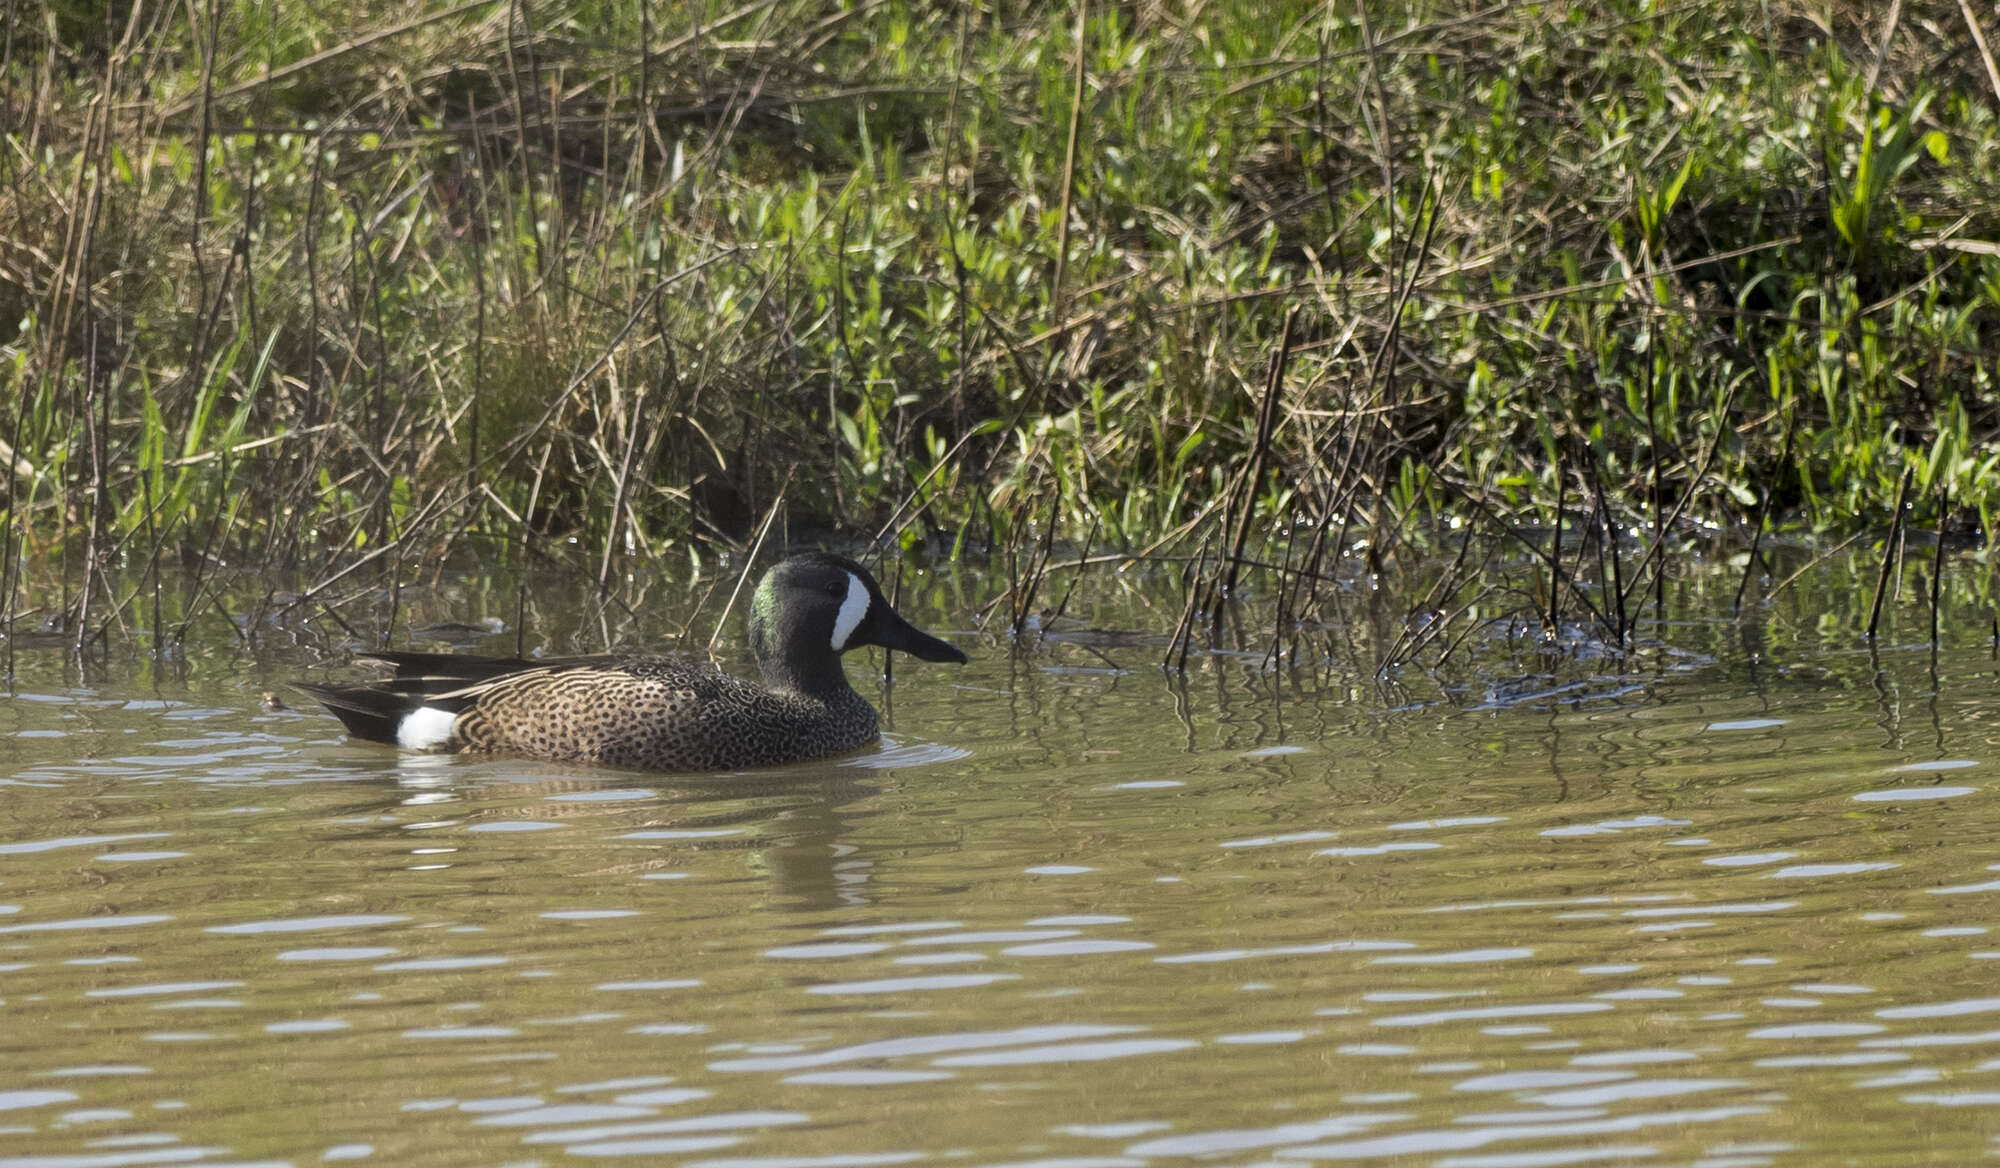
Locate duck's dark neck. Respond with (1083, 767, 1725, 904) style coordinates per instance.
(757, 653, 856, 702)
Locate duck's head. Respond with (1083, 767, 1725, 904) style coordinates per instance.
(748, 553, 967, 692)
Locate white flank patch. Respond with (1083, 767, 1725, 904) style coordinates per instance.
(830, 570, 870, 651)
(396, 706, 460, 751)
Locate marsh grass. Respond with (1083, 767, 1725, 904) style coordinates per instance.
(3, 0, 1998, 668)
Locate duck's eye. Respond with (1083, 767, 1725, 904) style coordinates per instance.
(825, 580, 846, 599)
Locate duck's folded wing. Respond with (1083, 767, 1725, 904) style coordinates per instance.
(353, 651, 615, 684)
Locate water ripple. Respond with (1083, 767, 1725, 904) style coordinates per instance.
(929, 1038, 1198, 1066)
(710, 1026, 1141, 1073)
(205, 914, 409, 934)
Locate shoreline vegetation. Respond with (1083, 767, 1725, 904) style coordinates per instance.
(3, 0, 1998, 665)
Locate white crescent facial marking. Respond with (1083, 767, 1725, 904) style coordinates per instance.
(830, 570, 870, 651)
(397, 706, 459, 751)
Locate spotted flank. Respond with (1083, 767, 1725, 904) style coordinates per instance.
(293, 553, 969, 773)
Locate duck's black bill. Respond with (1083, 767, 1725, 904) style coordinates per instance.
(872, 610, 969, 664)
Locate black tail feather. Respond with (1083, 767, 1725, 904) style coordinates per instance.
(290, 682, 417, 745)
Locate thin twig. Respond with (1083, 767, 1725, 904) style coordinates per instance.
(1866, 469, 1914, 640)
(1931, 482, 1948, 655)
(707, 468, 794, 654)
(1049, 0, 1089, 335)
(1958, 0, 2000, 110)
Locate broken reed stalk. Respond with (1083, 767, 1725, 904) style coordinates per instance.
(190, 0, 219, 356)
(0, 467, 15, 684)
(468, 171, 487, 507)
(1280, 508, 1332, 667)
(830, 205, 855, 519)
(1444, 481, 1615, 635)
(1321, 490, 1366, 669)
(1369, 169, 1446, 416)
(1930, 482, 1948, 655)
(873, 425, 982, 549)
(1289, 177, 1441, 646)
(171, 452, 235, 647)
(1638, 324, 1668, 628)
(76, 324, 109, 661)
(974, 550, 1127, 627)
(1428, 585, 1502, 672)
(1378, 523, 1479, 671)
(1585, 458, 1628, 647)
(1615, 375, 1744, 625)
(506, 0, 545, 284)
(599, 380, 649, 594)
(1388, 539, 1493, 673)
(1265, 519, 1302, 669)
(140, 469, 163, 659)
(1195, 463, 1252, 631)
(706, 469, 793, 655)
(884, 561, 902, 686)
(1046, 514, 1099, 629)
(1735, 395, 1798, 613)
(285, 481, 468, 617)
(1165, 533, 1214, 673)
(1207, 305, 1299, 639)
(1546, 457, 1563, 637)
(1011, 495, 1060, 637)
(1766, 529, 1867, 601)
(1562, 469, 1603, 641)
(1048, 0, 1088, 336)
(515, 444, 551, 658)
(384, 544, 405, 651)
(1002, 503, 1021, 628)
(1586, 471, 1608, 636)
(944, 10, 973, 435)
(1865, 468, 1914, 640)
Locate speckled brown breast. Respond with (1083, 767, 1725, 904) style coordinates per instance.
(449, 656, 882, 771)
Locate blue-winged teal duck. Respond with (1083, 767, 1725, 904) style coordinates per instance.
(294, 553, 968, 772)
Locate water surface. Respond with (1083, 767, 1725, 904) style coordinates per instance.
(4, 559, 1999, 1166)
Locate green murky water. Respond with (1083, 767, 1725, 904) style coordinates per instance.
(5, 556, 2000, 1167)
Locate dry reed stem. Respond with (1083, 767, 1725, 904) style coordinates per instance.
(706, 469, 793, 655)
(1866, 468, 1914, 641)
(1958, 0, 2000, 109)
(1050, 0, 1089, 343)
(1930, 482, 1948, 661)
